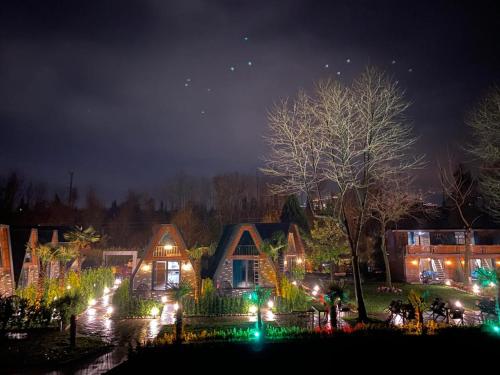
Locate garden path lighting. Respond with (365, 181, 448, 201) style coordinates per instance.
(151, 306, 160, 318)
(313, 285, 320, 291)
(173, 302, 179, 311)
(455, 300, 462, 308)
(161, 295, 168, 303)
(445, 280, 451, 286)
(249, 305, 257, 314)
(267, 300, 274, 309)
(490, 282, 496, 287)
(106, 306, 113, 315)
(312, 290, 318, 296)
(87, 308, 96, 316)
(114, 278, 122, 286)
(66, 285, 71, 290)
(88, 298, 96, 306)
(292, 281, 297, 286)
(473, 284, 480, 294)
(104, 287, 110, 294)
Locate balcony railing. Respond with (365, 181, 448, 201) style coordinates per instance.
(153, 245, 180, 257)
(234, 245, 259, 256)
(407, 245, 500, 255)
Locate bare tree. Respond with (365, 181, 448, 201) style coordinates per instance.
(263, 67, 422, 321)
(439, 159, 479, 286)
(467, 86, 500, 221)
(369, 177, 421, 287)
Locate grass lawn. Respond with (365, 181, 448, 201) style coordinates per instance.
(346, 282, 480, 319)
(0, 329, 112, 372)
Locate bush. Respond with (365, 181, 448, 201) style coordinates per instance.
(112, 279, 163, 318)
(0, 295, 55, 331)
(276, 278, 310, 312)
(183, 294, 250, 316)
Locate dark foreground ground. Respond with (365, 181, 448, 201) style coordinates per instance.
(109, 329, 500, 373)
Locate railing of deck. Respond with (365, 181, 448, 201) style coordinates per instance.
(407, 244, 500, 255)
(153, 245, 180, 257)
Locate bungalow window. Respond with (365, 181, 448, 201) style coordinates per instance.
(153, 261, 180, 290)
(233, 259, 256, 288)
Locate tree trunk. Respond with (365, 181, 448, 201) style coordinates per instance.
(59, 261, 66, 292)
(36, 265, 46, 301)
(257, 306, 263, 331)
(342, 208, 368, 322)
(380, 226, 392, 288)
(463, 228, 472, 286)
(330, 303, 338, 328)
(175, 307, 184, 344)
(330, 262, 335, 283)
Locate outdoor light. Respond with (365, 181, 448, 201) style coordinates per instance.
(313, 285, 320, 291)
(88, 298, 96, 306)
(267, 300, 274, 309)
(496, 261, 500, 266)
(53, 296, 58, 301)
(473, 284, 480, 294)
(161, 295, 168, 303)
(142, 264, 151, 272)
(106, 306, 113, 315)
(455, 301, 462, 308)
(114, 278, 122, 286)
(173, 303, 179, 311)
(411, 260, 418, 266)
(182, 262, 192, 271)
(296, 258, 303, 264)
(254, 331, 261, 339)
(292, 281, 297, 286)
(490, 282, 496, 287)
(87, 308, 96, 316)
(164, 244, 173, 251)
(66, 285, 71, 290)
(445, 280, 451, 286)
(249, 305, 257, 314)
(104, 287, 110, 294)
(103, 295, 109, 306)
(284, 260, 288, 266)
(312, 290, 318, 296)
(445, 260, 452, 266)
(151, 306, 160, 318)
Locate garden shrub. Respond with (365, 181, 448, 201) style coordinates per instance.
(112, 278, 163, 317)
(276, 277, 310, 312)
(183, 294, 250, 316)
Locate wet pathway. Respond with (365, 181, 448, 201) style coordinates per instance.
(45, 288, 162, 375)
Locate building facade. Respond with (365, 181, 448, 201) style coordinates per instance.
(206, 223, 306, 296)
(387, 229, 500, 283)
(131, 224, 196, 299)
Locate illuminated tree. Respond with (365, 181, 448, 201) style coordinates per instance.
(261, 232, 287, 296)
(263, 67, 422, 321)
(476, 267, 500, 324)
(186, 244, 215, 300)
(467, 86, 500, 221)
(64, 226, 101, 272)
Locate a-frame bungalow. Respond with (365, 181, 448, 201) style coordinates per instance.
(206, 223, 306, 296)
(132, 224, 196, 299)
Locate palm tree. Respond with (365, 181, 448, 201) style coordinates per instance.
(63, 226, 101, 272)
(261, 232, 287, 297)
(31, 243, 56, 301)
(324, 279, 347, 328)
(52, 244, 78, 290)
(169, 280, 192, 344)
(186, 244, 215, 300)
(249, 285, 271, 332)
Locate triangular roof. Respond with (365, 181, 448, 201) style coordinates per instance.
(205, 222, 302, 281)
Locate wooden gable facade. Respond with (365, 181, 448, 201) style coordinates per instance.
(0, 225, 15, 296)
(209, 223, 306, 296)
(132, 224, 196, 299)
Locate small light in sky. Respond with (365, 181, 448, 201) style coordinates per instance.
(201, 110, 205, 115)
(243, 36, 249, 41)
(324, 64, 329, 68)
(247, 61, 252, 66)
(184, 83, 189, 87)
(336, 71, 341, 75)
(346, 58, 351, 63)
(392, 60, 397, 64)
(408, 68, 413, 72)
(230, 66, 235, 71)
(207, 88, 211, 92)
(186, 78, 191, 82)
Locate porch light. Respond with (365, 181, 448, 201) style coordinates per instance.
(164, 244, 173, 251)
(142, 264, 151, 272)
(249, 305, 257, 314)
(296, 258, 303, 264)
(411, 260, 418, 266)
(161, 295, 168, 303)
(182, 262, 192, 271)
(472, 284, 480, 294)
(267, 300, 274, 309)
(151, 306, 160, 318)
(173, 303, 179, 311)
(445, 280, 451, 286)
(445, 260, 452, 266)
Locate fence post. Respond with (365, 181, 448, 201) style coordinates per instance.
(70, 314, 76, 348)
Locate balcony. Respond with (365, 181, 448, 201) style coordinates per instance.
(407, 245, 500, 255)
(233, 245, 259, 256)
(153, 245, 180, 257)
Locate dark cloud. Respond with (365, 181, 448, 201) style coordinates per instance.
(1, 0, 500, 201)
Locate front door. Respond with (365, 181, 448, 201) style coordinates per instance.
(167, 261, 180, 287)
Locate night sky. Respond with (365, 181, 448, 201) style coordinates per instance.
(1, 1, 500, 201)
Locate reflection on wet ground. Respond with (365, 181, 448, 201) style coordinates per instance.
(43, 291, 159, 375)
